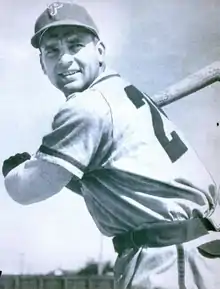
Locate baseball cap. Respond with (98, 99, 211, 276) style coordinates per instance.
(31, 2, 99, 48)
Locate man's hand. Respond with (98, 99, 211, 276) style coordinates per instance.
(2, 152, 31, 177)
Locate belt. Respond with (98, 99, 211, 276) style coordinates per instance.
(112, 218, 216, 255)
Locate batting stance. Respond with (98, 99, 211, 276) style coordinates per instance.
(2, 2, 220, 288)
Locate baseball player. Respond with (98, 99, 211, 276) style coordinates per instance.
(2, 2, 220, 288)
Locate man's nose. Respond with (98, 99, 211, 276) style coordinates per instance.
(58, 52, 74, 69)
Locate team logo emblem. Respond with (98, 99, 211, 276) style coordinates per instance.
(47, 2, 63, 17)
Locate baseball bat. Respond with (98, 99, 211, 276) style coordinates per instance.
(152, 61, 220, 107)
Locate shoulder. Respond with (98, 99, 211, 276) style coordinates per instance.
(52, 88, 112, 130)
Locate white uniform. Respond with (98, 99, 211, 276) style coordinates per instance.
(4, 68, 220, 289)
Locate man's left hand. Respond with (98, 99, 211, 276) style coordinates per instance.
(2, 152, 31, 177)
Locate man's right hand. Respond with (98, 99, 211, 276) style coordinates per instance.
(2, 152, 31, 177)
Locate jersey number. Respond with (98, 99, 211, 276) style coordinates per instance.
(124, 85, 188, 163)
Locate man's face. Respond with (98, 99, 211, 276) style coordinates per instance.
(39, 26, 105, 97)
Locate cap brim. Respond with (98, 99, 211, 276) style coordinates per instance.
(31, 20, 99, 48)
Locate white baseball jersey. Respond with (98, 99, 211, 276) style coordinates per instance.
(5, 68, 219, 237)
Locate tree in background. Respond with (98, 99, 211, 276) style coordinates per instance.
(76, 260, 114, 276)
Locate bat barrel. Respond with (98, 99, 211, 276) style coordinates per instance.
(152, 61, 220, 107)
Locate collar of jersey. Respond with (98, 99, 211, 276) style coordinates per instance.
(89, 67, 120, 88)
(66, 67, 120, 101)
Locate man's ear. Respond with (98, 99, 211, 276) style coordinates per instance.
(96, 40, 106, 66)
(40, 53, 47, 75)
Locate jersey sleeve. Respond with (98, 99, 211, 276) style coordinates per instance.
(35, 89, 113, 179)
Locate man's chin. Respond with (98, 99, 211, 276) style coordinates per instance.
(61, 82, 85, 97)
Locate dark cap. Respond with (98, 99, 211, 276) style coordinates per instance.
(31, 2, 99, 48)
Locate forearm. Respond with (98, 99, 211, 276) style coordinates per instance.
(4, 157, 73, 205)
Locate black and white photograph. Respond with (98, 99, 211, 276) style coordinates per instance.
(0, 1, 220, 288)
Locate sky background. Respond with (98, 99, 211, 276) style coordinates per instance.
(0, 0, 219, 274)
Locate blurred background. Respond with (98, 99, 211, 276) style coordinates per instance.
(0, 0, 219, 276)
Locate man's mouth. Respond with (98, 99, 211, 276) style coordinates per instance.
(59, 70, 80, 77)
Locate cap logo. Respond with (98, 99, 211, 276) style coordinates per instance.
(47, 2, 63, 17)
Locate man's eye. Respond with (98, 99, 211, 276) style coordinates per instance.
(45, 48, 59, 56)
(69, 43, 84, 52)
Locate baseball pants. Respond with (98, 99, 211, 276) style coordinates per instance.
(114, 231, 220, 289)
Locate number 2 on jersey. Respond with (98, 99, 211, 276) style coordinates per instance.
(124, 85, 188, 163)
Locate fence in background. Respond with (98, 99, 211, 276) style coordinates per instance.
(0, 275, 114, 289)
